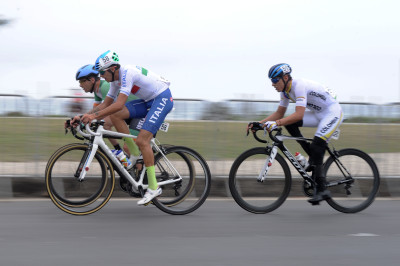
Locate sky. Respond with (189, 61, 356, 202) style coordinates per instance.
(1, 0, 400, 103)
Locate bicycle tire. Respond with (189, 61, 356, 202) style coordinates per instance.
(151, 146, 211, 215)
(47, 144, 108, 207)
(45, 144, 115, 215)
(229, 147, 292, 214)
(45, 143, 83, 174)
(324, 148, 380, 213)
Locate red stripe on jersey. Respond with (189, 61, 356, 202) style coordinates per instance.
(131, 85, 140, 94)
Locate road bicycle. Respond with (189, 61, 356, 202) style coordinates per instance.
(45, 120, 211, 215)
(228, 123, 380, 214)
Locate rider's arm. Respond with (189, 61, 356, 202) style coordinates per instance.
(276, 106, 306, 126)
(259, 105, 287, 124)
(274, 80, 307, 126)
(91, 94, 128, 121)
(86, 96, 113, 115)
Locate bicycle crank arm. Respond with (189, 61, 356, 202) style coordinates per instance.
(326, 178, 354, 187)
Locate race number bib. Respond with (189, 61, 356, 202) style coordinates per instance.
(331, 129, 340, 140)
(159, 122, 169, 132)
(325, 87, 337, 99)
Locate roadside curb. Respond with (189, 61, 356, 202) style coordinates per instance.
(1, 176, 397, 198)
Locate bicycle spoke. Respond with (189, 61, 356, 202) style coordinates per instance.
(324, 149, 380, 213)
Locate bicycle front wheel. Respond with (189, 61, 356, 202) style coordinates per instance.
(324, 148, 380, 213)
(151, 146, 211, 215)
(45, 144, 115, 215)
(229, 147, 291, 214)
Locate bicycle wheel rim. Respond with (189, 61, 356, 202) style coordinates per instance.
(229, 147, 291, 214)
(151, 146, 211, 215)
(324, 149, 380, 213)
(45, 144, 115, 215)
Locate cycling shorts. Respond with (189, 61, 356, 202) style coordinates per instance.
(124, 89, 174, 135)
(302, 103, 344, 142)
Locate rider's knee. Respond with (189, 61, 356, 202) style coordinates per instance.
(135, 132, 152, 149)
(103, 117, 113, 130)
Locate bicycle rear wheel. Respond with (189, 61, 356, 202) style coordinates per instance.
(45, 144, 115, 215)
(151, 146, 211, 215)
(324, 148, 380, 213)
(229, 147, 291, 214)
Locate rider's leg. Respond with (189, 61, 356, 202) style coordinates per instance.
(284, 120, 311, 156)
(310, 136, 327, 190)
(103, 116, 130, 155)
(308, 136, 330, 204)
(135, 129, 157, 190)
(110, 107, 140, 158)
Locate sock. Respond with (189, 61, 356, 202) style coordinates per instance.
(123, 137, 141, 156)
(113, 144, 122, 151)
(146, 166, 158, 190)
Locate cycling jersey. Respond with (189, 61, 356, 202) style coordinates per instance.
(107, 65, 170, 102)
(279, 78, 337, 112)
(94, 80, 137, 105)
(93, 80, 142, 135)
(280, 78, 343, 142)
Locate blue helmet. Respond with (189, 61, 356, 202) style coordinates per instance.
(268, 63, 292, 79)
(76, 64, 99, 80)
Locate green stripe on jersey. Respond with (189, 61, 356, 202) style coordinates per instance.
(141, 68, 148, 76)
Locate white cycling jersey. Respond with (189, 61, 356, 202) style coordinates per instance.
(107, 65, 170, 102)
(280, 78, 343, 142)
(279, 78, 338, 112)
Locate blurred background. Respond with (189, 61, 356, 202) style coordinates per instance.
(0, 95, 399, 197)
(1, 0, 400, 197)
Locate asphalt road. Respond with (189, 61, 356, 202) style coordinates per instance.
(1, 198, 400, 266)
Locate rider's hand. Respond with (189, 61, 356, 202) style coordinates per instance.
(81, 113, 95, 125)
(263, 121, 277, 132)
(64, 120, 70, 129)
(247, 122, 262, 135)
(70, 115, 81, 128)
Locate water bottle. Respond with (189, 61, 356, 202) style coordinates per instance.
(295, 152, 309, 169)
(115, 150, 133, 170)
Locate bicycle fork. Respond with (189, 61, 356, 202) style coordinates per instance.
(258, 146, 278, 182)
(76, 143, 99, 182)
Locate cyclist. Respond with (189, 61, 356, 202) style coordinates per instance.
(73, 50, 174, 205)
(252, 63, 344, 205)
(74, 64, 142, 161)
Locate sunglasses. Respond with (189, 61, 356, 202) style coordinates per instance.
(99, 68, 111, 75)
(271, 77, 281, 84)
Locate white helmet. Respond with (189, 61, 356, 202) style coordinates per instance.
(94, 50, 120, 71)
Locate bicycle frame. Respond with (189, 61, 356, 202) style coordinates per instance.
(75, 122, 183, 192)
(261, 129, 354, 188)
(264, 134, 315, 186)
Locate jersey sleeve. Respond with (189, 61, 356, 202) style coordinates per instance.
(93, 93, 102, 104)
(279, 92, 290, 107)
(293, 80, 307, 108)
(120, 68, 139, 97)
(100, 81, 110, 100)
(106, 82, 119, 100)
